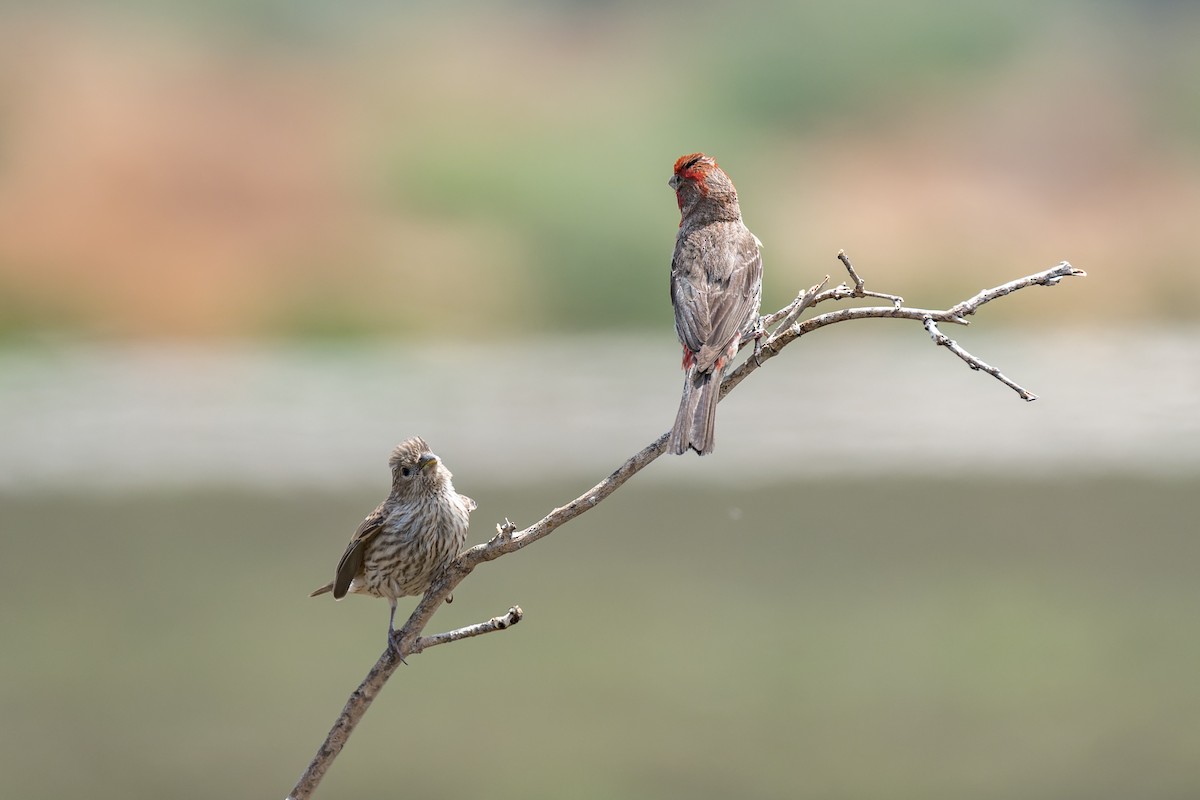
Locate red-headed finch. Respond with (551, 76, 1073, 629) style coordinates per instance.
(668, 153, 763, 455)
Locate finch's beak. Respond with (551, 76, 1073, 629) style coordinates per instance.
(417, 453, 439, 472)
(668, 175, 680, 190)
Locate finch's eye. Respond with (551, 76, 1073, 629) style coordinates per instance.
(400, 466, 412, 477)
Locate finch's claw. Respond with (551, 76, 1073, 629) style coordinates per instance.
(749, 316, 766, 367)
(388, 629, 409, 664)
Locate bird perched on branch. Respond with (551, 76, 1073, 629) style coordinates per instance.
(668, 153, 763, 455)
(310, 437, 475, 657)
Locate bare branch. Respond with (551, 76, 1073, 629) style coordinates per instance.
(923, 318, 1037, 400)
(722, 259, 1084, 399)
(410, 606, 524, 655)
(288, 652, 401, 800)
(947, 261, 1086, 320)
(288, 254, 1085, 799)
(287, 607, 527, 800)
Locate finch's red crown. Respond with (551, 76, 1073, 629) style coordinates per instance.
(674, 153, 718, 184)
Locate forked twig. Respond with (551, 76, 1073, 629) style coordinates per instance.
(838, 250, 903, 306)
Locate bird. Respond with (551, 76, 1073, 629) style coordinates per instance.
(668, 152, 764, 455)
(310, 436, 475, 658)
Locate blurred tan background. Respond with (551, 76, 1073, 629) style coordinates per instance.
(1, 2, 1198, 798)
(1, 0, 1198, 340)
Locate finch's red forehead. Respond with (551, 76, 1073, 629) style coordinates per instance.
(674, 152, 718, 183)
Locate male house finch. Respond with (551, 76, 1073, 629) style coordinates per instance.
(310, 437, 475, 654)
(668, 153, 763, 455)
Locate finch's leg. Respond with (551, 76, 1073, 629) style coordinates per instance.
(386, 598, 408, 664)
(744, 316, 767, 366)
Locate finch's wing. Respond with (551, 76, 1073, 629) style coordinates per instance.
(672, 229, 762, 369)
(671, 259, 707, 357)
(704, 231, 762, 355)
(332, 506, 386, 599)
(460, 494, 478, 513)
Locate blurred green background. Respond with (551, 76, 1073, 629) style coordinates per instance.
(1, 1, 1198, 798)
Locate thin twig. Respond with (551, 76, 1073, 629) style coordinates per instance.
(923, 318, 1037, 400)
(410, 606, 524, 655)
(763, 277, 829, 332)
(288, 254, 1085, 800)
(838, 250, 903, 306)
(947, 261, 1086, 320)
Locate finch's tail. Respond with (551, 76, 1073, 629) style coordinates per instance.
(309, 582, 334, 598)
(670, 364, 722, 456)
